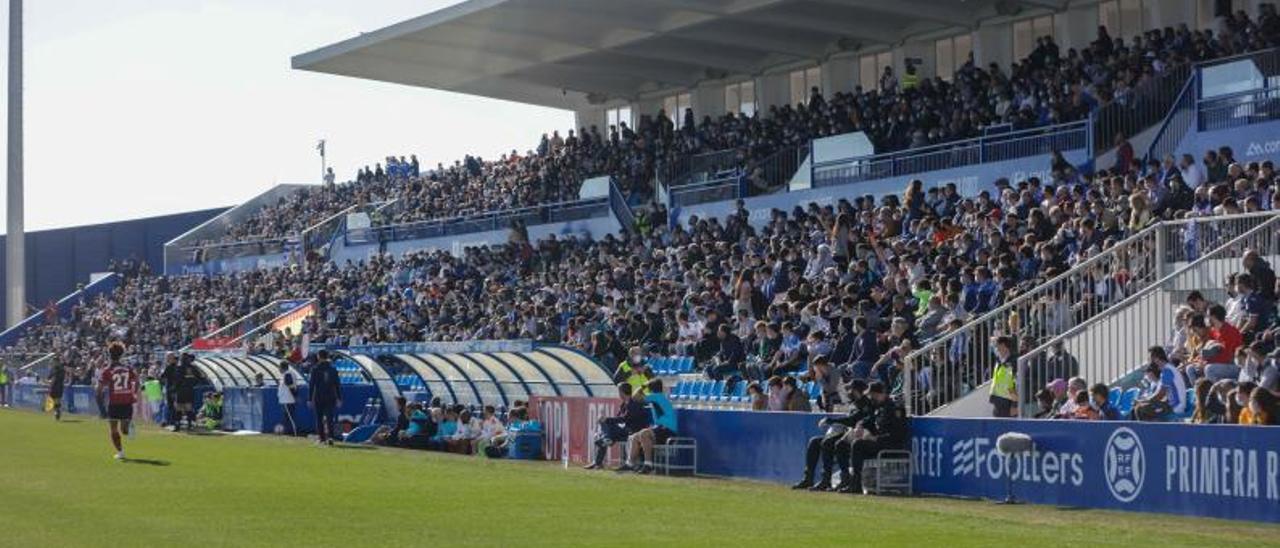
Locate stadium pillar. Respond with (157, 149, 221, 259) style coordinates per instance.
(5, 0, 24, 328)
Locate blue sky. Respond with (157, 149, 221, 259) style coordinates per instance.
(0, 0, 573, 230)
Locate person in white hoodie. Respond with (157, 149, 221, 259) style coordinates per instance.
(475, 405, 507, 456)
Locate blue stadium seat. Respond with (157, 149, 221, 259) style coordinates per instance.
(703, 380, 725, 401)
(687, 380, 708, 401)
(808, 381, 821, 400)
(679, 357, 694, 373)
(1108, 387, 1122, 406)
(1177, 388, 1197, 420)
(672, 381, 691, 401)
(650, 357, 668, 375)
(1117, 388, 1141, 417)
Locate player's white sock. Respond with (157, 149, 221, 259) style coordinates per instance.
(114, 451, 125, 460)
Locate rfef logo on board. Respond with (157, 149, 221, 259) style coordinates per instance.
(1104, 427, 1145, 503)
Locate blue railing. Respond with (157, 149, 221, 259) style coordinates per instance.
(608, 179, 636, 231)
(668, 174, 740, 208)
(664, 143, 809, 209)
(1091, 64, 1193, 153)
(657, 148, 740, 188)
(0, 273, 120, 349)
(1143, 71, 1200, 165)
(359, 197, 610, 245)
(1197, 86, 1280, 131)
(811, 121, 1088, 188)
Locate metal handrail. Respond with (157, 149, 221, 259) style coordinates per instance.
(181, 298, 309, 351)
(1142, 70, 1199, 165)
(230, 298, 317, 347)
(372, 196, 606, 233)
(178, 236, 294, 253)
(902, 210, 1280, 415)
(1195, 85, 1280, 106)
(811, 119, 1087, 170)
(1012, 214, 1280, 412)
(1195, 46, 1280, 69)
(17, 352, 55, 372)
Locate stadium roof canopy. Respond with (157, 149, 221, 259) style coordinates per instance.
(293, 0, 1051, 110)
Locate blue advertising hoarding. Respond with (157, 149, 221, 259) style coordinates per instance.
(910, 417, 1280, 523)
(675, 409, 1279, 523)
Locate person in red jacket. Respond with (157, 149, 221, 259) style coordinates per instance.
(98, 342, 139, 461)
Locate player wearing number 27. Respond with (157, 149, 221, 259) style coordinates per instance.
(98, 342, 140, 461)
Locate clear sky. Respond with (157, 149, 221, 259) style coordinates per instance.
(0, 0, 574, 231)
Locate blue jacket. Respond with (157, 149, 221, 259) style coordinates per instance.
(646, 394, 678, 433)
(851, 330, 879, 363)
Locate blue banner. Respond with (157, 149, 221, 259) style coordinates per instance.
(911, 418, 1280, 523)
(341, 340, 535, 356)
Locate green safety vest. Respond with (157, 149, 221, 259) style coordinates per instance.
(618, 361, 648, 395)
(990, 361, 1016, 401)
(902, 72, 920, 90)
(913, 289, 933, 317)
(143, 380, 163, 402)
(0, 368, 8, 384)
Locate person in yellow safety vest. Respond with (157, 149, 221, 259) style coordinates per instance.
(989, 335, 1018, 418)
(613, 346, 651, 396)
(901, 62, 920, 90)
(0, 363, 10, 408)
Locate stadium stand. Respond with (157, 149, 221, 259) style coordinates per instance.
(188, 8, 1280, 250)
(1, 3, 1277, 441)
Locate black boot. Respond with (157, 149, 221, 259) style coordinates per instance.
(809, 476, 832, 491)
(791, 475, 813, 490)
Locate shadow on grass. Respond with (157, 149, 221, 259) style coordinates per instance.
(122, 458, 171, 467)
(332, 444, 377, 451)
(58, 419, 85, 424)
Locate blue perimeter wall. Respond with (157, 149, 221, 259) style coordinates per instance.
(0, 207, 225, 315)
(679, 408, 1280, 524)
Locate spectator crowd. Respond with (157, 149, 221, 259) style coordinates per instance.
(195, 10, 1280, 249)
(8, 132, 1278, 426)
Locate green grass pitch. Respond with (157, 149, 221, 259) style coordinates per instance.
(0, 409, 1275, 547)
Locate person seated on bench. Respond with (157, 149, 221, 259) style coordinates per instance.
(401, 402, 435, 449)
(198, 392, 224, 431)
(372, 396, 410, 446)
(427, 406, 459, 451)
(622, 378, 678, 474)
(834, 381, 908, 493)
(585, 383, 650, 470)
(1133, 346, 1187, 421)
(474, 405, 507, 456)
(793, 379, 870, 491)
(447, 408, 481, 454)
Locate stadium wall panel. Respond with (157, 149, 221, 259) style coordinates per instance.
(674, 149, 1090, 228)
(675, 408, 1280, 523)
(337, 214, 623, 263)
(1175, 119, 1280, 162)
(221, 385, 379, 433)
(0, 208, 225, 318)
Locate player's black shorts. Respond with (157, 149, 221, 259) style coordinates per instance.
(654, 425, 675, 445)
(107, 403, 134, 421)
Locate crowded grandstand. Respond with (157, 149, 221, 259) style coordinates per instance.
(2, 0, 1279, 531)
